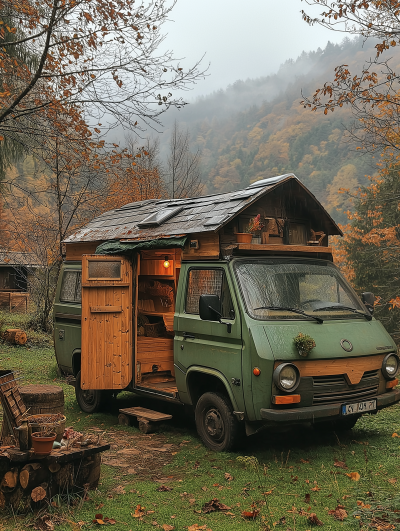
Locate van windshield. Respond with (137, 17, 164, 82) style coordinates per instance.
(234, 259, 368, 321)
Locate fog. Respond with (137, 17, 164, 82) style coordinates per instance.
(161, 0, 344, 100)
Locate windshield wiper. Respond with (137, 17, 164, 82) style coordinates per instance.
(313, 305, 372, 321)
(253, 306, 323, 324)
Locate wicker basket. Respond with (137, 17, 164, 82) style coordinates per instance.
(144, 321, 165, 338)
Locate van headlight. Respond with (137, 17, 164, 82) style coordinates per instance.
(273, 363, 300, 392)
(382, 353, 399, 380)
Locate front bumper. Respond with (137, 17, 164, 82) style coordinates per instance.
(260, 389, 400, 423)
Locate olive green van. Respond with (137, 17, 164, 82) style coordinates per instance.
(54, 175, 400, 451)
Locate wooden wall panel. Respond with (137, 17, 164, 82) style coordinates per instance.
(182, 233, 220, 260)
(65, 242, 101, 261)
(81, 256, 132, 390)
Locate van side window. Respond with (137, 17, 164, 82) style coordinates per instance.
(60, 270, 82, 304)
(186, 269, 234, 319)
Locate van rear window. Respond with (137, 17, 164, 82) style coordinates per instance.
(60, 270, 82, 303)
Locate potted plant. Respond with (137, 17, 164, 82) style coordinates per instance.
(31, 429, 57, 456)
(293, 333, 316, 357)
(236, 214, 264, 243)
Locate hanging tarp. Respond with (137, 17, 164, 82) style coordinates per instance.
(95, 236, 187, 256)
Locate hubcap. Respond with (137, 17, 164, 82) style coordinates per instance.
(82, 389, 96, 406)
(205, 408, 225, 442)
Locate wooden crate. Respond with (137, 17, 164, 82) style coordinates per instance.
(0, 292, 29, 313)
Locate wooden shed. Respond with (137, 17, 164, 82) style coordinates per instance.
(0, 250, 41, 312)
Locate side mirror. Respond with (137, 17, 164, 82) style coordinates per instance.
(199, 294, 232, 333)
(199, 294, 221, 322)
(362, 292, 375, 315)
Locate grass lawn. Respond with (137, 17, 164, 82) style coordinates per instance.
(1, 312, 400, 531)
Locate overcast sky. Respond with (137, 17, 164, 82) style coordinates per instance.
(163, 0, 344, 99)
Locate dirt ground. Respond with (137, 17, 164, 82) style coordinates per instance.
(91, 426, 184, 481)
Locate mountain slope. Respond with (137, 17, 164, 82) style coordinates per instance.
(161, 37, 398, 223)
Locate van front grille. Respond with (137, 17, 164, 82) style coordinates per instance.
(312, 370, 379, 405)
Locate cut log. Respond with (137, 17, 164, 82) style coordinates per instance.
(1, 468, 18, 490)
(20, 463, 49, 490)
(2, 329, 27, 345)
(31, 484, 47, 502)
(48, 462, 61, 474)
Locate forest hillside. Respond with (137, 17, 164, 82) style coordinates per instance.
(161, 37, 400, 223)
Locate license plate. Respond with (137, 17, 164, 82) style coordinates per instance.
(342, 400, 377, 416)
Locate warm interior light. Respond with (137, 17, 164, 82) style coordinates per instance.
(163, 256, 170, 269)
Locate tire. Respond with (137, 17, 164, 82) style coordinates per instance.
(75, 371, 106, 413)
(195, 392, 240, 452)
(314, 416, 359, 432)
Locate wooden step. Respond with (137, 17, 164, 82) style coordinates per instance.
(118, 407, 173, 434)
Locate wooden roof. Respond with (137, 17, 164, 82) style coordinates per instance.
(64, 174, 342, 244)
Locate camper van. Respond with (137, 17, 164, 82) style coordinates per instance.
(54, 174, 400, 451)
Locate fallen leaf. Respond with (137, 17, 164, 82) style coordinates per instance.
(263, 488, 275, 496)
(92, 519, 105, 525)
(157, 485, 173, 492)
(392, 433, 400, 438)
(113, 485, 126, 494)
(201, 486, 208, 491)
(342, 495, 351, 500)
(311, 485, 321, 491)
(300, 458, 310, 464)
(388, 478, 397, 484)
(291, 475, 298, 482)
(328, 505, 348, 521)
(132, 505, 146, 518)
(334, 459, 348, 469)
(162, 525, 175, 531)
(308, 513, 323, 526)
(187, 525, 212, 531)
(224, 472, 234, 481)
(189, 498, 196, 505)
(357, 501, 371, 509)
(193, 461, 200, 469)
(346, 472, 360, 481)
(305, 493, 311, 503)
(202, 498, 231, 513)
(242, 509, 260, 519)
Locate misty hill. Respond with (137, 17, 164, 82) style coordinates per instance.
(160, 37, 398, 223)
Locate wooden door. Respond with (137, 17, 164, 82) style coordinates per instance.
(81, 255, 132, 390)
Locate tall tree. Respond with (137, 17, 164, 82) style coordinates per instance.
(301, 1, 400, 156)
(0, 0, 205, 148)
(338, 166, 400, 340)
(167, 121, 202, 198)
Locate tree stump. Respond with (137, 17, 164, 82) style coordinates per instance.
(18, 385, 65, 415)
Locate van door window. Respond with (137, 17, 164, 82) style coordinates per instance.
(60, 270, 82, 304)
(186, 269, 234, 319)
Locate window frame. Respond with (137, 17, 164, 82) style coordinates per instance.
(184, 266, 235, 320)
(60, 269, 82, 304)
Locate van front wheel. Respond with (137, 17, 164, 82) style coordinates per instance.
(75, 371, 105, 413)
(195, 392, 240, 452)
